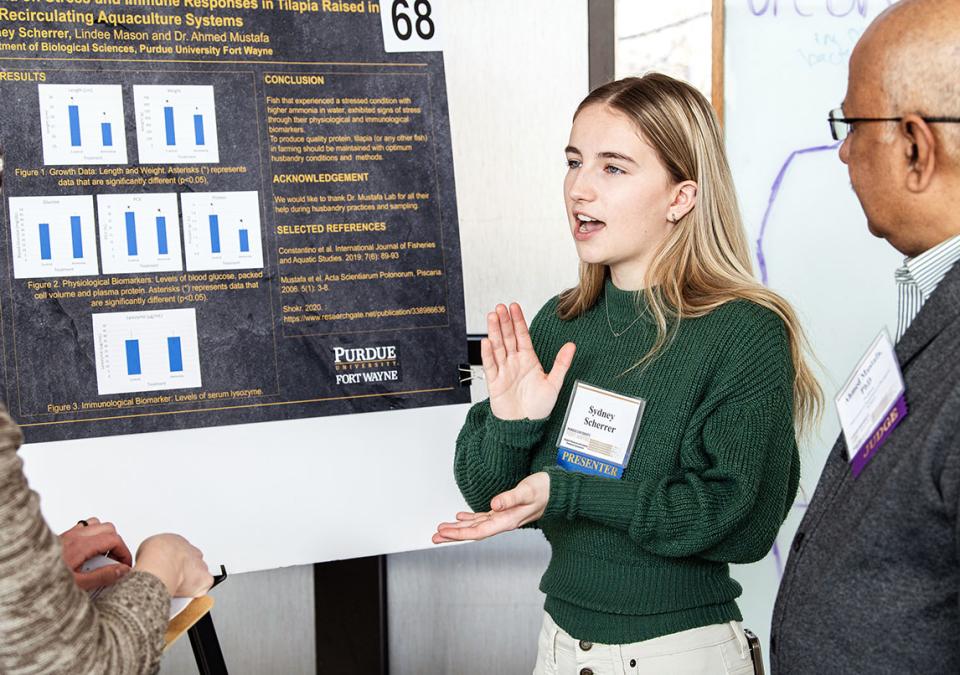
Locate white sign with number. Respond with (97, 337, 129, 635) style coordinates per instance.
(379, 0, 443, 52)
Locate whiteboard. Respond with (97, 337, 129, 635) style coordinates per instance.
(724, 0, 900, 654)
(20, 0, 589, 575)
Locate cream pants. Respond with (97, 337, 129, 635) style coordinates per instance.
(532, 612, 755, 675)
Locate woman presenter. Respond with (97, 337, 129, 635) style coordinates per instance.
(433, 74, 821, 674)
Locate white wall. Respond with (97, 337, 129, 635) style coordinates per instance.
(450, 4, 586, 328)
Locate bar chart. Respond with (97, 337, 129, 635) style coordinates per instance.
(92, 308, 202, 395)
(96, 193, 183, 274)
(38, 84, 128, 166)
(8, 195, 100, 278)
(181, 191, 264, 271)
(133, 85, 220, 164)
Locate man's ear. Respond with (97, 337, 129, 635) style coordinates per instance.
(670, 181, 698, 220)
(901, 113, 936, 192)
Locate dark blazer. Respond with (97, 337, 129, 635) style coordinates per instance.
(771, 260, 960, 674)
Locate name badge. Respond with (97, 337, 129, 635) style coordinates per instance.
(555, 380, 645, 479)
(835, 330, 908, 478)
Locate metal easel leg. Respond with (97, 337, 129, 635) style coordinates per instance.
(188, 612, 229, 675)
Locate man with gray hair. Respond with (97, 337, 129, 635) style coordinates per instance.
(772, 0, 960, 672)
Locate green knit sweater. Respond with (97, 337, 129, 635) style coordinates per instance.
(453, 280, 799, 644)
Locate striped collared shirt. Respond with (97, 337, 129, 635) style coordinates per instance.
(894, 233, 960, 341)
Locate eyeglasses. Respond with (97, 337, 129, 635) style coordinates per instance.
(828, 107, 960, 141)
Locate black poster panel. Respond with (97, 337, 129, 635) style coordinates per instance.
(0, 0, 467, 442)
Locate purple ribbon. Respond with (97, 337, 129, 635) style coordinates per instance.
(850, 394, 908, 478)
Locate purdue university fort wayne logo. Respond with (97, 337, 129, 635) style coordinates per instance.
(333, 345, 402, 385)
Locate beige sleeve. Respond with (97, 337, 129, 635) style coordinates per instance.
(0, 409, 170, 675)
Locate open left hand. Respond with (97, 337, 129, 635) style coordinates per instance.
(432, 472, 550, 544)
(60, 518, 133, 591)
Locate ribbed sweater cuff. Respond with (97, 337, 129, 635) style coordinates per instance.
(97, 570, 172, 666)
(542, 466, 649, 533)
(542, 466, 582, 521)
(483, 413, 549, 450)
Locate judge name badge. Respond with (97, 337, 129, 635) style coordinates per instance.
(835, 330, 908, 478)
(556, 381, 646, 479)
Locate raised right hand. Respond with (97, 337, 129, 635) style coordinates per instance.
(483, 303, 576, 421)
(133, 534, 213, 599)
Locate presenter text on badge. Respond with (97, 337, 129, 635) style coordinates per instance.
(431, 302, 575, 544)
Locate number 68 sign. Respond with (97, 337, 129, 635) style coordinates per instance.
(379, 0, 444, 52)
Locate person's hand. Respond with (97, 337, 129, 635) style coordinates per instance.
(60, 518, 133, 591)
(134, 534, 213, 598)
(483, 303, 575, 420)
(432, 472, 551, 544)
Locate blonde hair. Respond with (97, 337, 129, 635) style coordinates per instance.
(557, 74, 823, 437)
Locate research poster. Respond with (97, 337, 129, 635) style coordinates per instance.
(0, 0, 468, 442)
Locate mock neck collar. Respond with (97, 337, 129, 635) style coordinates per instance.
(603, 278, 647, 325)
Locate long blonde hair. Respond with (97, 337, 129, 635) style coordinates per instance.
(557, 74, 823, 437)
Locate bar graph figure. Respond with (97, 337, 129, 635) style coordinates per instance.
(168, 337, 184, 372)
(38, 223, 52, 260)
(134, 85, 219, 164)
(93, 309, 202, 395)
(209, 215, 221, 254)
(8, 195, 99, 278)
(194, 114, 205, 145)
(96, 193, 183, 274)
(125, 339, 142, 375)
(125, 212, 138, 256)
(70, 216, 83, 258)
(38, 84, 127, 165)
(181, 192, 264, 271)
(68, 105, 81, 146)
(164, 106, 176, 145)
(157, 217, 169, 255)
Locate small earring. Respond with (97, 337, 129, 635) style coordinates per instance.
(668, 213, 678, 224)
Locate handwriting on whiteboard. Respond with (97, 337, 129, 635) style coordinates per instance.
(747, 0, 895, 19)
